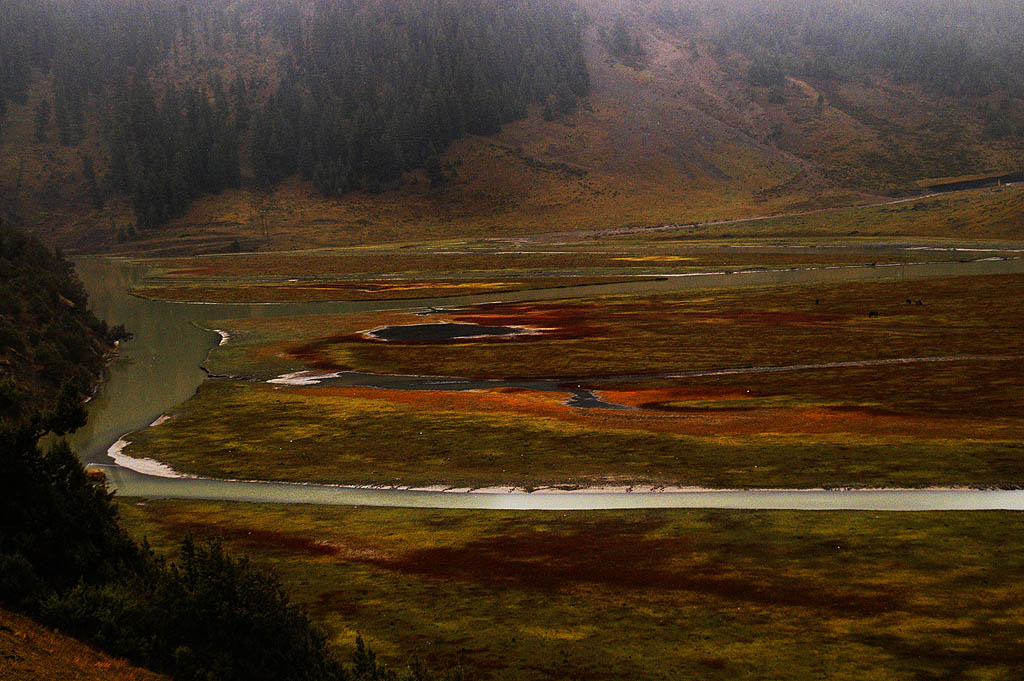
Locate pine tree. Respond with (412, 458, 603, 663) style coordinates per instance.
(33, 100, 50, 142)
(81, 153, 102, 209)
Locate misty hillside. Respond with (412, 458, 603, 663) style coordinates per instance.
(1, 0, 1022, 253)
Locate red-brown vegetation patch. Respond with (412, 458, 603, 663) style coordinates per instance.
(824, 405, 904, 418)
(167, 266, 224, 276)
(0, 609, 170, 681)
(286, 338, 343, 368)
(283, 302, 605, 368)
(448, 301, 606, 341)
(597, 387, 756, 408)
(283, 336, 354, 371)
(290, 383, 1014, 441)
(641, 403, 761, 413)
(678, 405, 960, 438)
(311, 590, 367, 619)
(160, 519, 385, 561)
(592, 381, 1022, 438)
(368, 524, 904, 615)
(676, 310, 847, 325)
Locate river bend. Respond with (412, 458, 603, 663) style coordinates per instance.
(72, 256, 1024, 510)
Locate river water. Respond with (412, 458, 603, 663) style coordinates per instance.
(72, 255, 1024, 510)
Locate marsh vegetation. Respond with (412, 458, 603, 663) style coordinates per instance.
(3, 0, 1024, 679)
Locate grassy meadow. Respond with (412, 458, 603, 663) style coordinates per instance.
(119, 365, 1024, 489)
(117, 500, 1024, 681)
(129, 243, 954, 303)
(103, 190, 1024, 677)
(645, 184, 1024, 242)
(114, 271, 1024, 489)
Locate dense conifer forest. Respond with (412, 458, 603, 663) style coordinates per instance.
(1, 0, 588, 228)
(707, 0, 1024, 99)
(0, 223, 120, 416)
(253, 0, 589, 195)
(2, 0, 1022, 235)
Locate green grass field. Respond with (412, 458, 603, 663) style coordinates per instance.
(643, 184, 1024, 242)
(129, 244, 950, 303)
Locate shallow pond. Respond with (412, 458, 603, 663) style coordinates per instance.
(366, 322, 525, 341)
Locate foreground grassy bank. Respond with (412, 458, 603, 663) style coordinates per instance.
(121, 364, 1024, 489)
(118, 500, 1024, 681)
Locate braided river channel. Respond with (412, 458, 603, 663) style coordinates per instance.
(71, 255, 1024, 511)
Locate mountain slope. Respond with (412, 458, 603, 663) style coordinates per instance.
(1, 0, 1022, 255)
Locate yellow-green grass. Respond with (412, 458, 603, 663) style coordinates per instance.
(117, 500, 1024, 681)
(132, 276, 645, 304)
(595, 357, 1024, 419)
(130, 245, 947, 303)
(914, 172, 1016, 188)
(202, 274, 1024, 382)
(120, 363, 1024, 489)
(642, 184, 1024, 242)
(0, 608, 168, 681)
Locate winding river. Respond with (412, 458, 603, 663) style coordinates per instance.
(72, 255, 1024, 511)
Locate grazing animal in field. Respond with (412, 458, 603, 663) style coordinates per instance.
(868, 310, 879, 317)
